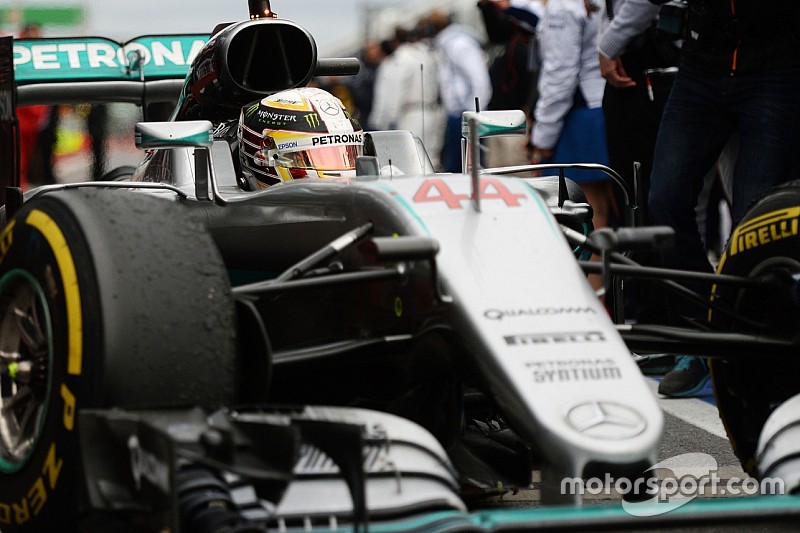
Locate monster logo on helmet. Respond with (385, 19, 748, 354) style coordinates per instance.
(238, 87, 364, 187)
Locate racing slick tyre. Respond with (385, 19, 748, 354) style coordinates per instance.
(710, 179, 800, 476)
(0, 190, 237, 531)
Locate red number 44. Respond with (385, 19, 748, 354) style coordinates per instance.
(412, 178, 526, 209)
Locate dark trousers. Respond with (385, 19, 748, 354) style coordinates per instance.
(603, 82, 665, 217)
(649, 64, 800, 324)
(603, 73, 671, 324)
(441, 114, 463, 173)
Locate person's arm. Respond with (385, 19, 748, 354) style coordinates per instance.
(597, 0, 661, 87)
(598, 0, 660, 59)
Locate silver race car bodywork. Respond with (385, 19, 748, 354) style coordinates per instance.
(3, 8, 800, 532)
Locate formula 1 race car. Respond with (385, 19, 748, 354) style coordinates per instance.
(1, 3, 800, 532)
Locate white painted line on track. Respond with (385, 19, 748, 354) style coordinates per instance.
(646, 378, 728, 440)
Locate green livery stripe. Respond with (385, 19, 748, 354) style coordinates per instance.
(522, 180, 559, 236)
(373, 182, 431, 236)
(477, 122, 526, 136)
(467, 495, 800, 527)
(135, 130, 212, 147)
(290, 495, 800, 532)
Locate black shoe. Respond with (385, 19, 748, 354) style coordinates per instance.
(637, 354, 676, 376)
(658, 356, 710, 398)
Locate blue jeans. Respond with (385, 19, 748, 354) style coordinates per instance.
(648, 64, 800, 324)
(441, 114, 464, 173)
(441, 114, 488, 173)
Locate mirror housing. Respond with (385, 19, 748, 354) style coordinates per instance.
(135, 121, 214, 149)
(461, 110, 527, 139)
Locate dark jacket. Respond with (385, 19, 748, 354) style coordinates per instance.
(478, 1, 541, 111)
(680, 0, 800, 73)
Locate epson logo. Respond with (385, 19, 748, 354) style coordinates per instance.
(484, 307, 596, 321)
(278, 141, 298, 150)
(504, 331, 606, 346)
(312, 133, 362, 146)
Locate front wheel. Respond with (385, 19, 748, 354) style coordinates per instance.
(0, 189, 238, 531)
(710, 180, 800, 476)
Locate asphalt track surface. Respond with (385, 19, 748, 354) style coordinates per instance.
(474, 377, 800, 531)
(479, 375, 748, 508)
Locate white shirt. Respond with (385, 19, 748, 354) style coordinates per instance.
(532, 0, 605, 149)
(369, 40, 445, 165)
(369, 41, 441, 130)
(435, 24, 493, 116)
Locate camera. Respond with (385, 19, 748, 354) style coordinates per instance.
(657, 1, 690, 38)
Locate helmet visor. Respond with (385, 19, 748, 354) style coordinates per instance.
(276, 144, 363, 171)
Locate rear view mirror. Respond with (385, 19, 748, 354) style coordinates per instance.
(461, 110, 527, 139)
(135, 121, 214, 149)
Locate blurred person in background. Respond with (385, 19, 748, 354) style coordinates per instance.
(598, 0, 677, 213)
(87, 104, 108, 179)
(478, 0, 544, 168)
(369, 21, 445, 169)
(647, 0, 800, 397)
(530, 0, 618, 296)
(15, 23, 54, 189)
(596, 0, 677, 368)
(350, 40, 386, 131)
(367, 27, 409, 129)
(26, 106, 59, 186)
(530, 0, 617, 231)
(427, 9, 492, 173)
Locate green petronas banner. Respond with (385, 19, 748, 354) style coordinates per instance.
(13, 35, 209, 84)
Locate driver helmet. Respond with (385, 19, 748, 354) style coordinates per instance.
(238, 87, 364, 187)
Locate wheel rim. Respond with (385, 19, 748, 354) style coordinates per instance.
(0, 270, 52, 472)
(716, 257, 800, 472)
(734, 257, 800, 335)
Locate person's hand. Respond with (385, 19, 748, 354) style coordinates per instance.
(599, 53, 636, 88)
(529, 147, 553, 164)
(528, 145, 554, 176)
(584, 0, 601, 17)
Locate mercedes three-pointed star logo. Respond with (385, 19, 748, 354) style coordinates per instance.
(565, 400, 646, 440)
(319, 99, 340, 116)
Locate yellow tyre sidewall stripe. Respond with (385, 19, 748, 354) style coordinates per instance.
(25, 209, 82, 376)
